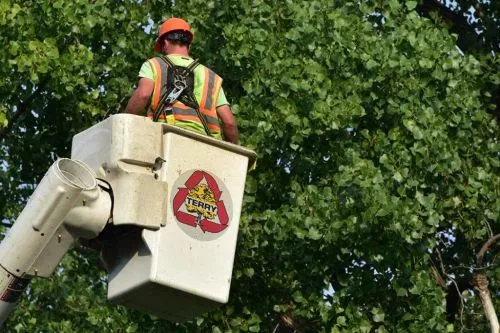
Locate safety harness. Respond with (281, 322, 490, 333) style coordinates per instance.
(153, 56, 211, 136)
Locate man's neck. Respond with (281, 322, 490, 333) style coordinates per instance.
(167, 53, 191, 58)
(166, 46, 189, 57)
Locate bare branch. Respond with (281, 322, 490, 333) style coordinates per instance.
(484, 220, 493, 238)
(278, 313, 318, 333)
(433, 247, 471, 326)
(429, 257, 447, 289)
(477, 234, 500, 267)
(449, 278, 466, 333)
(448, 264, 498, 272)
(493, 252, 499, 265)
(101, 96, 127, 121)
(435, 246, 447, 276)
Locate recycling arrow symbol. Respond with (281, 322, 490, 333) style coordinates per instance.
(173, 170, 230, 234)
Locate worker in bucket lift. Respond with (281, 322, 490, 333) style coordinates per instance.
(125, 17, 239, 144)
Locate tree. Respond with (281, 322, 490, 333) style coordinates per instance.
(416, 1, 499, 331)
(0, 0, 155, 225)
(1, 0, 498, 332)
(417, 0, 500, 127)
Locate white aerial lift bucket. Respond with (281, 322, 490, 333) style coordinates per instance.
(71, 114, 256, 321)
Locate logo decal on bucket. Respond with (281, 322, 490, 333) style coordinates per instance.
(172, 170, 232, 240)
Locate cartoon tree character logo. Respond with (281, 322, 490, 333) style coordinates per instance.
(185, 184, 218, 225)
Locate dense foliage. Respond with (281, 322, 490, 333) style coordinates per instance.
(0, 0, 498, 332)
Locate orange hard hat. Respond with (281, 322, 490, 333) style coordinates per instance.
(154, 18, 194, 52)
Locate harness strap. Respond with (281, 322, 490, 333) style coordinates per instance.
(153, 57, 211, 136)
(153, 56, 196, 121)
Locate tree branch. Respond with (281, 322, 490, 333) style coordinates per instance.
(434, 246, 470, 325)
(279, 313, 307, 333)
(474, 273, 499, 333)
(477, 234, 500, 267)
(484, 220, 493, 238)
(429, 258, 447, 289)
(474, 234, 500, 333)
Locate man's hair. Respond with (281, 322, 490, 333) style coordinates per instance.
(164, 30, 192, 47)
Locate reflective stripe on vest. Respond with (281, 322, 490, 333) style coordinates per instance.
(149, 58, 168, 111)
(147, 57, 222, 138)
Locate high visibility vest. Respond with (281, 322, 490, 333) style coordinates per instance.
(147, 56, 223, 139)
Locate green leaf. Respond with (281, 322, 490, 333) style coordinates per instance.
(308, 227, 322, 240)
(0, 106, 7, 128)
(249, 325, 260, 332)
(372, 308, 385, 323)
(396, 288, 408, 297)
(244, 268, 255, 278)
(393, 171, 403, 183)
(406, 1, 417, 10)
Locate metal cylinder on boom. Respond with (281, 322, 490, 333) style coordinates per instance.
(0, 158, 111, 326)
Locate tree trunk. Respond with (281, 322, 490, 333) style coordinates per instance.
(473, 273, 499, 333)
(475, 234, 500, 333)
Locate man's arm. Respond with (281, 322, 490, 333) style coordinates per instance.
(124, 77, 154, 115)
(216, 104, 239, 144)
